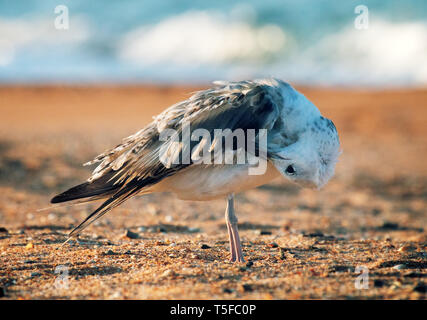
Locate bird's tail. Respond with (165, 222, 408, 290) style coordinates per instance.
(50, 170, 121, 204)
(58, 178, 148, 246)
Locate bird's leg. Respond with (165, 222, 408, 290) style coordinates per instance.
(225, 194, 245, 263)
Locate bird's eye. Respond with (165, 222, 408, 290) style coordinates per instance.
(285, 165, 295, 175)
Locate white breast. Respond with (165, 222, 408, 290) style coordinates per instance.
(151, 161, 280, 201)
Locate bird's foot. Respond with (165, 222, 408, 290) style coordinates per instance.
(229, 255, 245, 263)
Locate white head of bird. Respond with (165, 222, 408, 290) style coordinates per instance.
(270, 82, 341, 190)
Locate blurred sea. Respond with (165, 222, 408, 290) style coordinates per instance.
(0, 0, 426, 86)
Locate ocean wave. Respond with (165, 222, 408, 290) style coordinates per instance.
(1, 6, 426, 87)
(119, 10, 289, 65)
(0, 17, 90, 66)
(300, 19, 427, 86)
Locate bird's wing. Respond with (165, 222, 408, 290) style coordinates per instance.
(86, 79, 284, 186)
(66, 79, 285, 238)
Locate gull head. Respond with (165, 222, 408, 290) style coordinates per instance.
(271, 82, 341, 189)
(273, 125, 340, 189)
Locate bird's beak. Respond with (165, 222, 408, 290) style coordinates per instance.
(296, 179, 318, 189)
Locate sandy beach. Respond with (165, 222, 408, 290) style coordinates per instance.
(0, 85, 426, 299)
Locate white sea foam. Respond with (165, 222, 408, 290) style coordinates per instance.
(300, 19, 427, 86)
(119, 10, 288, 65)
(0, 17, 90, 66)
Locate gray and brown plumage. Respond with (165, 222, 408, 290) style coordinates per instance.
(52, 78, 340, 262)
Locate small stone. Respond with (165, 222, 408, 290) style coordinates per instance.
(110, 291, 122, 299)
(169, 243, 177, 247)
(413, 282, 426, 293)
(268, 242, 279, 248)
(223, 288, 233, 294)
(374, 279, 385, 288)
(25, 242, 34, 249)
(242, 284, 253, 292)
(398, 244, 416, 252)
(393, 264, 406, 270)
(379, 222, 400, 230)
(306, 232, 324, 237)
(246, 261, 254, 268)
(104, 249, 115, 255)
(258, 230, 272, 235)
(123, 229, 139, 239)
(24, 260, 37, 264)
(200, 244, 211, 249)
(0, 227, 8, 233)
(161, 269, 175, 278)
(138, 226, 147, 232)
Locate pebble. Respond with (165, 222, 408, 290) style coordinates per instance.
(392, 264, 407, 270)
(246, 261, 254, 268)
(161, 269, 175, 277)
(374, 279, 385, 288)
(25, 242, 34, 249)
(268, 242, 279, 248)
(110, 291, 122, 299)
(0, 227, 8, 233)
(24, 260, 37, 264)
(258, 230, 272, 235)
(242, 284, 253, 292)
(123, 229, 139, 239)
(200, 244, 211, 249)
(398, 244, 416, 252)
(413, 282, 426, 293)
(379, 222, 400, 230)
(104, 249, 116, 255)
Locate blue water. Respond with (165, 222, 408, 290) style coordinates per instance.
(0, 0, 426, 86)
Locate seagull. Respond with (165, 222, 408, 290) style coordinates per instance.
(51, 79, 340, 263)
